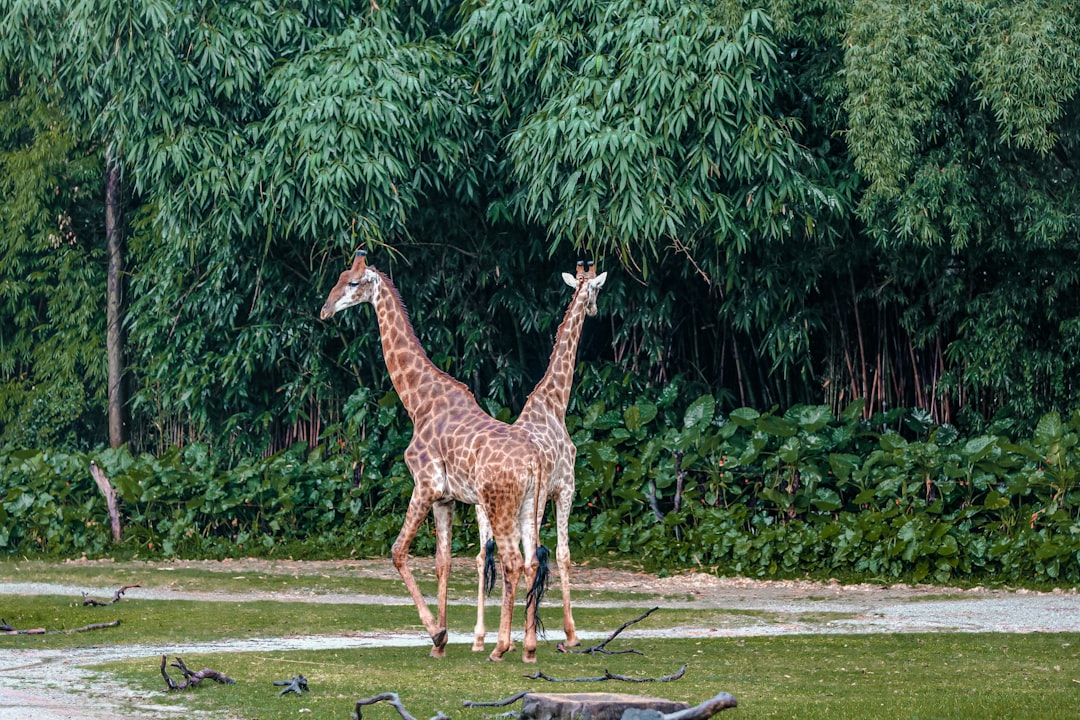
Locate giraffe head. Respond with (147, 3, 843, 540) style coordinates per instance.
(319, 248, 381, 319)
(561, 260, 607, 316)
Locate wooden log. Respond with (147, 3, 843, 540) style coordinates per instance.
(90, 461, 123, 543)
(520, 693, 690, 720)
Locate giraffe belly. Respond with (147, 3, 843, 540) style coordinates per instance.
(434, 468, 481, 505)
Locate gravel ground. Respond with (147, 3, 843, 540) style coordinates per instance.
(2, 559, 1078, 720)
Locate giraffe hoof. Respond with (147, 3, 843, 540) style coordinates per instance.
(432, 629, 448, 650)
(429, 645, 446, 659)
(522, 651, 537, 664)
(471, 640, 485, 652)
(487, 649, 506, 662)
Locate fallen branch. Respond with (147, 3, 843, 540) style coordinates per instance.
(160, 655, 235, 691)
(523, 665, 687, 684)
(1, 618, 45, 635)
(83, 584, 140, 606)
(274, 674, 309, 696)
(1, 618, 119, 635)
(54, 620, 121, 634)
(558, 607, 659, 655)
(352, 692, 449, 720)
(462, 690, 533, 708)
(662, 693, 737, 720)
(467, 689, 735, 720)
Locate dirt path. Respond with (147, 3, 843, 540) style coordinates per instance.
(2, 559, 1079, 720)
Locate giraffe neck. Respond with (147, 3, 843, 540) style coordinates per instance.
(522, 285, 589, 419)
(371, 270, 471, 419)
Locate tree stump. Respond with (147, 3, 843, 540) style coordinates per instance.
(520, 693, 690, 720)
(90, 461, 123, 543)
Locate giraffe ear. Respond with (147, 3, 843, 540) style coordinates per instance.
(591, 271, 608, 288)
(561, 272, 578, 288)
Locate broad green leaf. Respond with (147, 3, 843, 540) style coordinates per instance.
(1034, 412, 1063, 448)
(729, 407, 760, 427)
(757, 414, 797, 438)
(787, 404, 831, 432)
(682, 394, 715, 430)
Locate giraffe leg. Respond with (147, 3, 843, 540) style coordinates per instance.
(473, 507, 492, 652)
(390, 489, 445, 655)
(555, 488, 579, 647)
(488, 531, 523, 662)
(431, 500, 454, 659)
(519, 500, 540, 664)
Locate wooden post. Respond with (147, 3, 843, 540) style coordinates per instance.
(90, 461, 123, 543)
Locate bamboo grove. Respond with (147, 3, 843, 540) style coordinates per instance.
(1, 1, 1078, 460)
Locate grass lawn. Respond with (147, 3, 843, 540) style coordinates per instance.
(95, 633, 1080, 720)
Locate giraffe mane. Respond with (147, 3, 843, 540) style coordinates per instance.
(376, 267, 474, 396)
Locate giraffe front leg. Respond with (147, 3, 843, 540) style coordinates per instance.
(391, 490, 444, 656)
(431, 501, 454, 659)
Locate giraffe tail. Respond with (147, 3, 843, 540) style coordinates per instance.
(526, 544, 551, 637)
(483, 537, 497, 597)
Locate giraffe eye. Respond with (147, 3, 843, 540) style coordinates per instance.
(347, 281, 360, 288)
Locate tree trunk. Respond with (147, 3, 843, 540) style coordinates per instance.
(105, 151, 127, 448)
(521, 693, 689, 720)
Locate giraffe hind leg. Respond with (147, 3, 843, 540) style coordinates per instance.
(556, 496, 579, 647)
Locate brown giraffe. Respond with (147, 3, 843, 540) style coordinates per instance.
(319, 250, 546, 662)
(473, 260, 607, 650)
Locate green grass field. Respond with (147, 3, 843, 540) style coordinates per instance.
(94, 633, 1080, 720)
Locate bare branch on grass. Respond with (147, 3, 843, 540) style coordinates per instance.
(82, 584, 140, 606)
(160, 655, 235, 691)
(274, 674, 309, 696)
(462, 690, 534, 708)
(1, 618, 119, 635)
(558, 607, 660, 655)
(352, 692, 449, 720)
(523, 665, 687, 684)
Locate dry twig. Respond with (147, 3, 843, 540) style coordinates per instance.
(82, 584, 140, 606)
(558, 607, 659, 655)
(160, 655, 235, 691)
(523, 664, 687, 684)
(352, 692, 449, 720)
(462, 690, 533, 708)
(1, 618, 119, 635)
(274, 674, 309, 696)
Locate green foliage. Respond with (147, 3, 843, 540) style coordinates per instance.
(564, 389, 1080, 585)
(0, 76, 106, 448)
(1, 0, 1080, 457)
(5, 392, 1080, 589)
(465, 0, 833, 269)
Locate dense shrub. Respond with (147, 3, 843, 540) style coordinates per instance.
(3, 389, 1079, 586)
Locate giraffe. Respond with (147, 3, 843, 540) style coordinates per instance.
(473, 260, 607, 650)
(319, 249, 546, 662)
